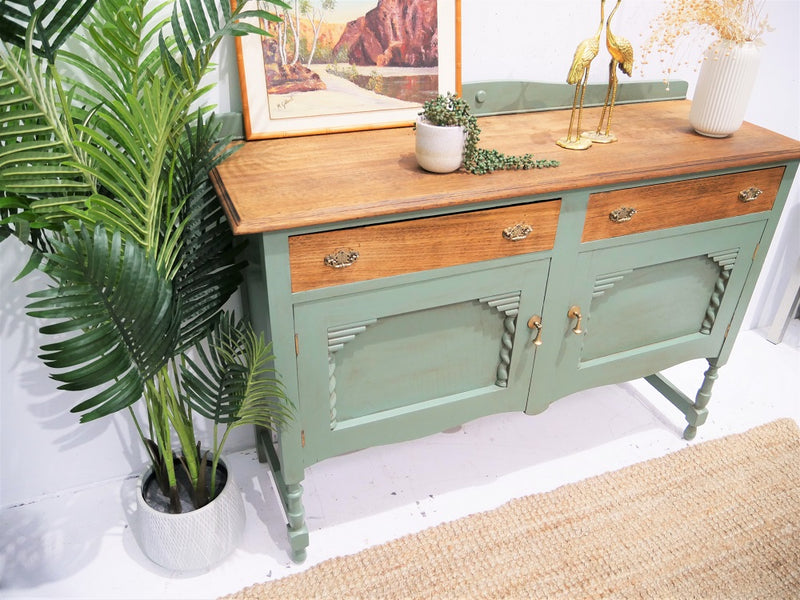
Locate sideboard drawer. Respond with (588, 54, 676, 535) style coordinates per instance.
(581, 167, 784, 242)
(289, 199, 561, 292)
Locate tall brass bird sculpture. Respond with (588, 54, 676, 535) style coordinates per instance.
(584, 0, 634, 143)
(556, 0, 606, 151)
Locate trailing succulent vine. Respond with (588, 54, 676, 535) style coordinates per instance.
(418, 93, 560, 175)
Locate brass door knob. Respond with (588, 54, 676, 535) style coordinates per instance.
(567, 305, 583, 334)
(527, 315, 543, 346)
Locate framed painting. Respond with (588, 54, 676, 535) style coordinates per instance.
(234, 0, 461, 139)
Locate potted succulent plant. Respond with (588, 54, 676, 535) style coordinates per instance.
(415, 92, 560, 174)
(0, 0, 293, 571)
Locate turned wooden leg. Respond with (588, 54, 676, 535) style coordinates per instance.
(256, 430, 309, 562)
(682, 360, 719, 440)
(286, 482, 309, 563)
(645, 359, 721, 441)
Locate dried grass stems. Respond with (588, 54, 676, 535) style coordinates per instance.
(640, 0, 772, 84)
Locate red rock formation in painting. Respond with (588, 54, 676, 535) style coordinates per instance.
(261, 39, 326, 94)
(333, 0, 438, 68)
(263, 62, 326, 94)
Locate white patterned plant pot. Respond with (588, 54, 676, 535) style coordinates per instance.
(689, 40, 761, 138)
(130, 459, 245, 571)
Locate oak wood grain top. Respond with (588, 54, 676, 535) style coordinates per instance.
(211, 100, 800, 235)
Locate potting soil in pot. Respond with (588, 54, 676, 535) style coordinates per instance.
(142, 463, 228, 513)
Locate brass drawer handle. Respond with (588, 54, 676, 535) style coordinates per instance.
(324, 248, 359, 269)
(502, 223, 533, 241)
(609, 207, 637, 223)
(738, 186, 763, 202)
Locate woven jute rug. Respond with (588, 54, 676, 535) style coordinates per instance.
(223, 419, 800, 599)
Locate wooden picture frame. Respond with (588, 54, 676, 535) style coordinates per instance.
(234, 0, 461, 140)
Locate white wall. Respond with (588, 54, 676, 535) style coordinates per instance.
(2, 0, 798, 507)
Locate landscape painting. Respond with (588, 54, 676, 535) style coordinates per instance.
(236, 0, 460, 139)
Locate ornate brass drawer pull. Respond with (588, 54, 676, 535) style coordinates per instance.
(324, 248, 359, 269)
(738, 186, 763, 202)
(527, 315, 543, 346)
(609, 207, 637, 223)
(502, 223, 533, 241)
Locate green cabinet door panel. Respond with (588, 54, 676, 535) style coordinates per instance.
(293, 258, 550, 464)
(528, 221, 764, 411)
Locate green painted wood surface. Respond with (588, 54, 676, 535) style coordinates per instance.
(214, 80, 689, 139)
(293, 258, 549, 464)
(462, 80, 689, 116)
(247, 163, 796, 562)
(528, 220, 764, 413)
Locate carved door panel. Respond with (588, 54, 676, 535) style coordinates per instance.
(528, 221, 765, 410)
(293, 259, 550, 464)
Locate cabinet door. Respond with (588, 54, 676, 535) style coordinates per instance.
(530, 221, 764, 409)
(293, 259, 549, 464)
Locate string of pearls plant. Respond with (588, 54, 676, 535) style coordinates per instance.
(418, 93, 560, 175)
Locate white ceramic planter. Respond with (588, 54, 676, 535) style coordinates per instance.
(689, 40, 761, 138)
(414, 117, 466, 173)
(130, 460, 245, 571)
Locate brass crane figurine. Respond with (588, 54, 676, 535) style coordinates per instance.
(584, 0, 634, 143)
(556, 0, 606, 151)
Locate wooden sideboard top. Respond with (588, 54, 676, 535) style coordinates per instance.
(211, 100, 800, 235)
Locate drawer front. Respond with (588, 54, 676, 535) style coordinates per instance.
(582, 167, 784, 242)
(289, 200, 561, 292)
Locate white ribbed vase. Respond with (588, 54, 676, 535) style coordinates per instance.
(689, 40, 761, 138)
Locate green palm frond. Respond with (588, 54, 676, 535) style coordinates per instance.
(69, 81, 196, 269)
(58, 0, 270, 279)
(58, 1, 169, 110)
(26, 223, 181, 422)
(181, 312, 293, 428)
(7, 0, 294, 501)
(164, 0, 288, 86)
(172, 113, 245, 350)
(0, 0, 99, 62)
(1, 29, 95, 247)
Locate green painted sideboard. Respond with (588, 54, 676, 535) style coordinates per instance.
(212, 96, 800, 562)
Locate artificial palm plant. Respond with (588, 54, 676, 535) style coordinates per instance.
(0, 0, 293, 513)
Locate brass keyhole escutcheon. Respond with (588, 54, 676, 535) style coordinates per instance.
(527, 315, 543, 346)
(567, 305, 583, 335)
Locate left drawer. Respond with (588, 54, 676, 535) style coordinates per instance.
(288, 199, 561, 292)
